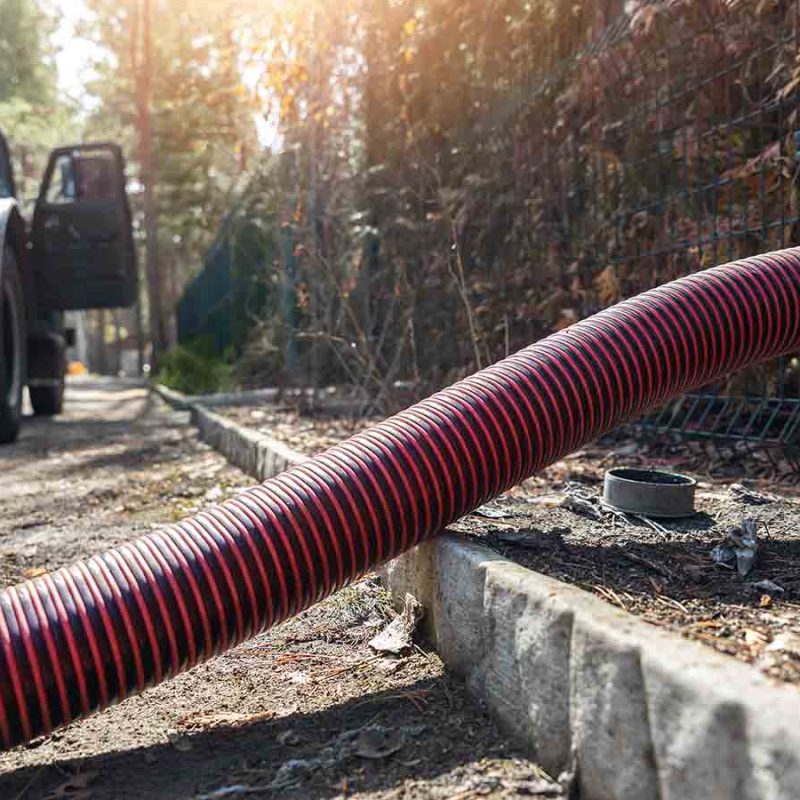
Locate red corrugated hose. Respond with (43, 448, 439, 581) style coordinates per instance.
(1, 248, 799, 749)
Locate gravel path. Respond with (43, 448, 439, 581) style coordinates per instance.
(0, 378, 559, 800)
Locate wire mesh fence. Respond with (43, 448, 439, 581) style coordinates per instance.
(176, 167, 281, 357)
(177, 0, 800, 451)
(505, 0, 800, 451)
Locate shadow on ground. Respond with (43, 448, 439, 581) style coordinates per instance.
(0, 675, 532, 800)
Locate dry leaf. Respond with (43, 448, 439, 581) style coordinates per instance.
(177, 711, 271, 731)
(23, 567, 48, 579)
(594, 265, 620, 307)
(369, 594, 422, 655)
(44, 770, 98, 799)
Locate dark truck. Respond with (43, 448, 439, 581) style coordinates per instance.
(0, 130, 136, 442)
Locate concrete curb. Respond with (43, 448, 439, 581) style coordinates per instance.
(152, 383, 279, 411)
(152, 382, 366, 415)
(383, 536, 800, 799)
(152, 383, 194, 410)
(154, 384, 800, 799)
(152, 384, 306, 479)
(191, 403, 306, 479)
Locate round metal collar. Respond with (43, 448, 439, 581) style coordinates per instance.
(603, 467, 696, 518)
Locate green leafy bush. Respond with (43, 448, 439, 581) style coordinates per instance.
(157, 337, 232, 396)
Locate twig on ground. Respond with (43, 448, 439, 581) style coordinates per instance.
(656, 595, 690, 615)
(619, 550, 675, 580)
(593, 584, 629, 612)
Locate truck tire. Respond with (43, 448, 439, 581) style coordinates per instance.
(29, 382, 64, 416)
(0, 245, 25, 443)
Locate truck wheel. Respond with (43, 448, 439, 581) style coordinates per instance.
(0, 245, 25, 443)
(29, 382, 64, 416)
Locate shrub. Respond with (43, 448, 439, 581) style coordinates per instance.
(157, 337, 232, 396)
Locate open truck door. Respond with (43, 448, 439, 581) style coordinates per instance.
(32, 143, 136, 310)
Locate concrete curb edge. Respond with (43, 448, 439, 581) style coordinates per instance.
(152, 383, 306, 479)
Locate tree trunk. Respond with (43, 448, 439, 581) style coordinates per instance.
(133, 0, 167, 373)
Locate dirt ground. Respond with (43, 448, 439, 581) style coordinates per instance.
(218, 403, 800, 688)
(0, 378, 561, 800)
(455, 470, 800, 685)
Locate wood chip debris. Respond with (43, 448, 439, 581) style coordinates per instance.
(728, 483, 778, 505)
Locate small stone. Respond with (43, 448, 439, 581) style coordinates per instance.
(743, 629, 767, 646)
(766, 632, 800, 657)
(205, 485, 223, 502)
(277, 729, 301, 746)
(167, 730, 193, 752)
(754, 579, 785, 596)
(271, 759, 311, 789)
(354, 726, 404, 759)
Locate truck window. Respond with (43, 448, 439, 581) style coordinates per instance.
(0, 146, 12, 198)
(45, 155, 77, 204)
(44, 152, 119, 204)
(74, 154, 117, 200)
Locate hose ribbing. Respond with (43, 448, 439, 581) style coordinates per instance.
(2, 248, 800, 748)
